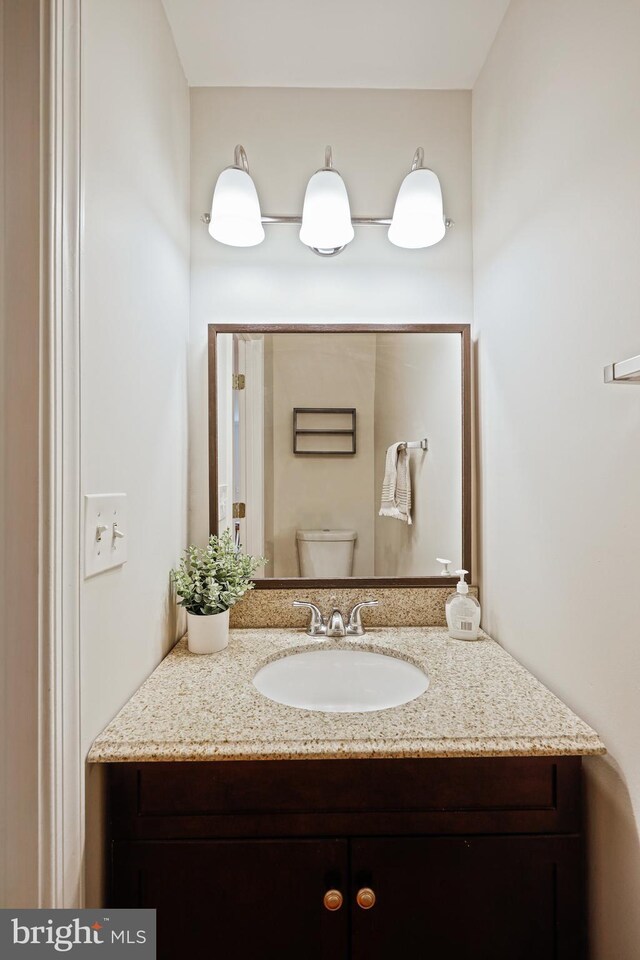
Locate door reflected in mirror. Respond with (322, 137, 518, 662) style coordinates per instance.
(209, 325, 470, 584)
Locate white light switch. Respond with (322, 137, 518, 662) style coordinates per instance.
(84, 493, 128, 578)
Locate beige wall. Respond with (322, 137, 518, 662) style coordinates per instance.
(189, 87, 473, 544)
(268, 333, 376, 577)
(374, 333, 462, 576)
(0, 0, 41, 908)
(80, 0, 190, 903)
(473, 2, 640, 955)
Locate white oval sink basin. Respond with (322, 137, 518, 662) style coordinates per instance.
(253, 648, 429, 713)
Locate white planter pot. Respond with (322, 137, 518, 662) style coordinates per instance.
(186, 609, 230, 654)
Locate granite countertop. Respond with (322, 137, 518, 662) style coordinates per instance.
(87, 627, 605, 762)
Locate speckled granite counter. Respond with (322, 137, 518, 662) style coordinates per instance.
(88, 628, 604, 762)
(229, 586, 478, 628)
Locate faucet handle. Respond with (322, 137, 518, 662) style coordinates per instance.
(292, 601, 326, 636)
(347, 600, 379, 636)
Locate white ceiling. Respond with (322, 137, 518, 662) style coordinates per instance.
(161, 0, 511, 89)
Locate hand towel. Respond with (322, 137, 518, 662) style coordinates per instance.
(379, 442, 412, 524)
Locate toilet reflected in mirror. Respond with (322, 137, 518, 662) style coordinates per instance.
(296, 529, 357, 578)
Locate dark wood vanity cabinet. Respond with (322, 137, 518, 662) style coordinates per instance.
(112, 839, 349, 959)
(107, 756, 585, 960)
(350, 835, 582, 960)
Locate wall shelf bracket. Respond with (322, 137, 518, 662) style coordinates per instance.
(604, 354, 640, 383)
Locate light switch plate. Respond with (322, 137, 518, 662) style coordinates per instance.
(84, 493, 128, 578)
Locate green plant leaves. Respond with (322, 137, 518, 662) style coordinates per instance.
(171, 531, 267, 616)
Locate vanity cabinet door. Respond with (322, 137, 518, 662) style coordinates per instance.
(112, 838, 349, 960)
(350, 836, 583, 960)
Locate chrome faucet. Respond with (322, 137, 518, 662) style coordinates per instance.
(326, 608, 347, 637)
(293, 600, 379, 637)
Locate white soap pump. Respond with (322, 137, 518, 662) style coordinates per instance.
(445, 569, 481, 640)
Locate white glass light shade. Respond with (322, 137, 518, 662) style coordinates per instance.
(209, 166, 265, 247)
(388, 168, 446, 249)
(299, 170, 354, 251)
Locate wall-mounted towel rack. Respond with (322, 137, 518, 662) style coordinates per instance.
(399, 438, 428, 451)
(604, 354, 640, 384)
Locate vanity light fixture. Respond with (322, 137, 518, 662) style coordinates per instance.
(299, 147, 355, 257)
(208, 145, 265, 247)
(388, 147, 446, 249)
(203, 144, 453, 256)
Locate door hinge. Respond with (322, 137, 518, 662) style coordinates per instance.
(232, 502, 246, 519)
(232, 374, 246, 390)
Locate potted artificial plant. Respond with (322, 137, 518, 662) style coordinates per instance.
(172, 530, 266, 654)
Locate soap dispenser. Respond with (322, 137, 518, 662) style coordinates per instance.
(445, 570, 481, 640)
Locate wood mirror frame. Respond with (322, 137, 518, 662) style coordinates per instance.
(208, 323, 471, 588)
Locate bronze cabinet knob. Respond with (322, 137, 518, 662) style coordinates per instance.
(356, 887, 376, 910)
(323, 889, 344, 911)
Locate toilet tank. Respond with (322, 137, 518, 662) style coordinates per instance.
(296, 529, 357, 578)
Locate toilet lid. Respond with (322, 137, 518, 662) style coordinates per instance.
(296, 529, 357, 542)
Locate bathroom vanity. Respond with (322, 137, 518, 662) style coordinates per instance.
(90, 627, 604, 960)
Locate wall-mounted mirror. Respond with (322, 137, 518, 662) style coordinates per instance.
(208, 324, 471, 586)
